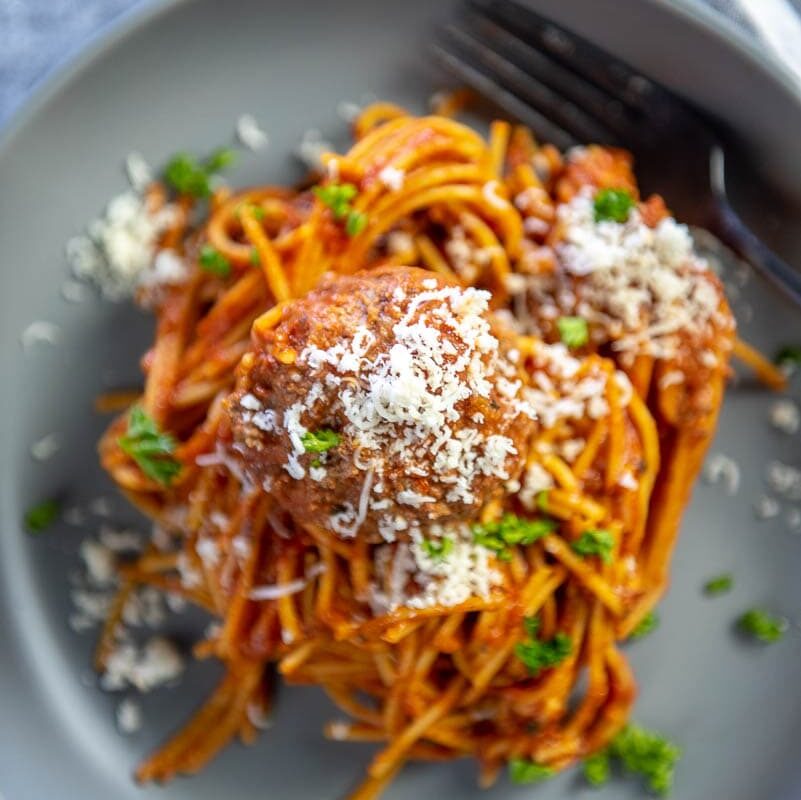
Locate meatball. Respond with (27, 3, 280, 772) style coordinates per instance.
(226, 266, 536, 541)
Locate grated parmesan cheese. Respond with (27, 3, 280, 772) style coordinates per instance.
(236, 113, 269, 151)
(116, 698, 143, 734)
(30, 432, 62, 461)
(522, 189, 728, 360)
(754, 494, 781, 520)
(20, 321, 61, 350)
(704, 453, 741, 495)
(769, 399, 800, 435)
(378, 165, 405, 191)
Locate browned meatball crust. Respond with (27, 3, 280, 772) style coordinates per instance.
(226, 266, 536, 541)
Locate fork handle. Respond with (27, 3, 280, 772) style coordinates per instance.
(711, 199, 801, 307)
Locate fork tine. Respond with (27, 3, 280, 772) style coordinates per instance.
(456, 11, 649, 144)
(434, 23, 619, 147)
(430, 39, 580, 150)
(468, 0, 680, 124)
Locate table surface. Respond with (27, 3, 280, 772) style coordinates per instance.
(0, 0, 793, 131)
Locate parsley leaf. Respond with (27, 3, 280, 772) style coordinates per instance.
(301, 429, 341, 453)
(738, 608, 787, 643)
(313, 183, 358, 220)
(629, 610, 659, 641)
(345, 209, 368, 236)
(508, 758, 553, 784)
(703, 573, 733, 596)
(608, 724, 681, 796)
(198, 244, 231, 278)
(593, 187, 635, 223)
(250, 247, 261, 266)
(536, 490, 550, 513)
(421, 537, 454, 561)
(205, 147, 236, 172)
(557, 316, 589, 349)
(572, 529, 615, 564)
(314, 183, 368, 236)
(774, 345, 801, 369)
(164, 147, 236, 198)
(582, 751, 611, 787)
(514, 615, 572, 675)
(472, 513, 557, 560)
(118, 407, 181, 486)
(24, 499, 60, 533)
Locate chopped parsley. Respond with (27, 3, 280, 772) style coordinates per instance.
(118, 406, 181, 486)
(301, 429, 341, 453)
(164, 147, 236, 198)
(313, 183, 367, 236)
(582, 727, 681, 795)
(421, 537, 454, 561)
(593, 187, 635, 223)
(571, 529, 615, 564)
(198, 244, 231, 278)
(345, 209, 368, 236)
(472, 513, 557, 560)
(536, 490, 550, 512)
(250, 247, 261, 266)
(703, 573, 733, 596)
(24, 499, 60, 533)
(582, 751, 611, 787)
(557, 316, 589, 349)
(514, 616, 572, 675)
(204, 147, 237, 172)
(737, 608, 787, 643)
(508, 758, 553, 784)
(774, 345, 801, 369)
(629, 610, 659, 641)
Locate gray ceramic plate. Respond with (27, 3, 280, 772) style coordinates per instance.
(3, 1, 801, 798)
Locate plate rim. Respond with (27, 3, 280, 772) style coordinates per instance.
(3, 0, 801, 162)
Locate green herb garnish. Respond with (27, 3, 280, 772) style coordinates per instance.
(164, 147, 236, 198)
(301, 429, 342, 453)
(629, 610, 659, 641)
(313, 183, 367, 236)
(345, 209, 368, 236)
(774, 345, 801, 369)
(249, 247, 261, 266)
(738, 608, 787, 643)
(557, 316, 589, 349)
(204, 147, 237, 172)
(572, 529, 615, 564)
(198, 244, 231, 278)
(582, 751, 611, 787)
(421, 537, 454, 561)
(583, 725, 681, 795)
(514, 616, 572, 676)
(593, 187, 635, 223)
(508, 758, 553, 784)
(313, 183, 357, 219)
(536, 490, 550, 512)
(118, 406, 181, 486)
(472, 513, 557, 560)
(24, 499, 60, 533)
(703, 573, 733, 596)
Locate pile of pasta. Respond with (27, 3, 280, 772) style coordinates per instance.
(97, 102, 769, 798)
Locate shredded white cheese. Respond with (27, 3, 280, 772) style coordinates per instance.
(236, 113, 269, 151)
(769, 399, 800, 435)
(704, 453, 741, 495)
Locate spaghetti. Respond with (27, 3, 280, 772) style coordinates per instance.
(95, 103, 780, 796)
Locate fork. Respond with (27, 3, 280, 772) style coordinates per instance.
(431, 0, 801, 305)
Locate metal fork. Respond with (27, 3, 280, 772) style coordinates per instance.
(432, 0, 801, 305)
